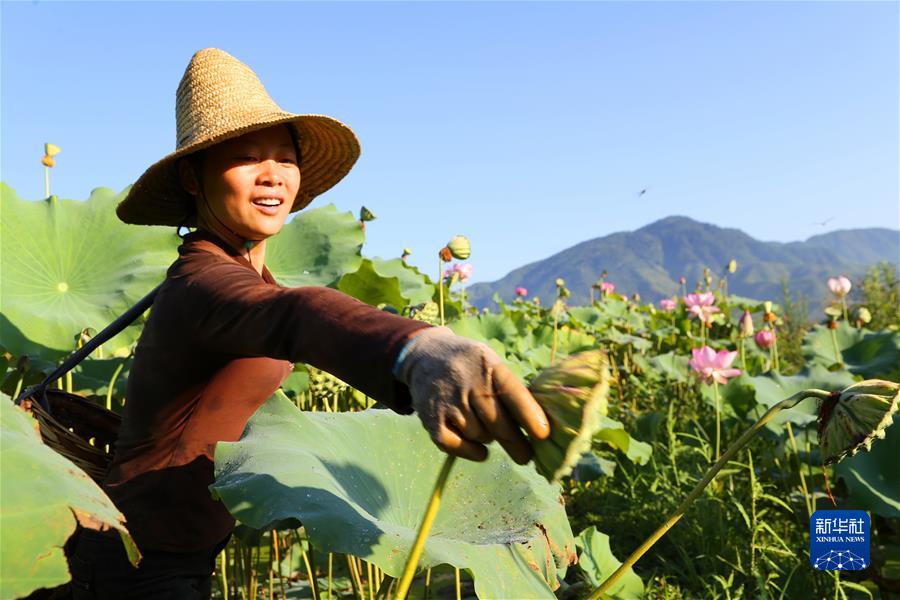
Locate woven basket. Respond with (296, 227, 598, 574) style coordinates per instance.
(18, 389, 121, 484)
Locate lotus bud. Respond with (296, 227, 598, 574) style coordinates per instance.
(739, 310, 755, 338)
(855, 307, 871, 325)
(632, 293, 641, 303)
(828, 276, 852, 298)
(528, 350, 611, 484)
(817, 379, 899, 465)
(600, 270, 608, 279)
(401, 248, 412, 262)
(515, 286, 528, 297)
(754, 329, 775, 349)
(41, 155, 55, 168)
(446, 235, 471, 260)
(359, 206, 376, 222)
(727, 259, 737, 274)
(679, 276, 686, 285)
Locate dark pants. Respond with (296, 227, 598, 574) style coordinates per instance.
(68, 528, 231, 600)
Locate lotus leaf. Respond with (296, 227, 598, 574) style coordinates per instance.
(802, 323, 900, 380)
(265, 203, 364, 287)
(338, 257, 435, 311)
(211, 391, 576, 599)
(593, 416, 653, 466)
(0, 184, 178, 358)
(575, 527, 643, 599)
(748, 366, 855, 433)
(0, 394, 139, 598)
(834, 415, 900, 518)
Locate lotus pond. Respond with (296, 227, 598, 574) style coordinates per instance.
(1, 184, 898, 599)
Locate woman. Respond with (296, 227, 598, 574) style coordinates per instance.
(68, 48, 549, 599)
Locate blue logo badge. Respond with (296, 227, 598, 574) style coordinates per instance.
(810, 509, 870, 570)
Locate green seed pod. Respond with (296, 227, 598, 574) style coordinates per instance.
(818, 379, 899, 465)
(359, 206, 377, 222)
(446, 235, 471, 260)
(856, 307, 872, 324)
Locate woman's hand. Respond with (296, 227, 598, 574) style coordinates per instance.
(395, 327, 550, 464)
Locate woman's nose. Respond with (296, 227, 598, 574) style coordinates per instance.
(257, 159, 283, 185)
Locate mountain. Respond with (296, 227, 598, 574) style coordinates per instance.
(465, 216, 899, 310)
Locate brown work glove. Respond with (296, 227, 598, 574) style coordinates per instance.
(395, 326, 550, 464)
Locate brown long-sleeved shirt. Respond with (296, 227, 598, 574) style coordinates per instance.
(100, 228, 432, 553)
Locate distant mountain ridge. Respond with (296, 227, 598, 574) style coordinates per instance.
(466, 216, 899, 310)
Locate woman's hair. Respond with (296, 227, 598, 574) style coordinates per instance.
(176, 124, 302, 238)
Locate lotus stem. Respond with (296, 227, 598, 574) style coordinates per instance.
(297, 528, 318, 600)
(771, 327, 780, 372)
(841, 298, 849, 323)
(587, 388, 832, 600)
(367, 561, 375, 600)
(424, 568, 432, 599)
(438, 256, 445, 326)
(106, 359, 126, 411)
(328, 553, 334, 600)
(551, 310, 559, 364)
(785, 423, 812, 519)
(347, 554, 365, 600)
(829, 326, 842, 366)
(713, 381, 721, 462)
(45, 166, 50, 199)
(220, 546, 229, 600)
(455, 567, 461, 600)
(272, 530, 287, 600)
(739, 337, 746, 371)
(395, 454, 457, 600)
(13, 373, 24, 402)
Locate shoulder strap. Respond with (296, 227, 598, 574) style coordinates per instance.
(14, 282, 164, 413)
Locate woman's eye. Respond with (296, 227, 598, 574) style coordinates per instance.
(238, 156, 258, 162)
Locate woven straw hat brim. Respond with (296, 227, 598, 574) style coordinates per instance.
(116, 113, 360, 227)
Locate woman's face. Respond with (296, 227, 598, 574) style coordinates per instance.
(183, 125, 301, 240)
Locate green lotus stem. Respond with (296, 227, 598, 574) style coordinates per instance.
(841, 298, 848, 323)
(739, 337, 746, 371)
(374, 575, 396, 599)
(438, 256, 445, 326)
(328, 552, 333, 600)
(220, 546, 229, 600)
(367, 560, 375, 600)
(297, 528, 318, 600)
(785, 422, 812, 519)
(424, 568, 432, 599)
(66, 370, 73, 394)
(13, 373, 24, 402)
(273, 530, 287, 600)
(771, 327, 780, 372)
(395, 454, 457, 600)
(551, 311, 559, 364)
(106, 359, 126, 410)
(713, 381, 721, 462)
(455, 567, 461, 600)
(347, 554, 365, 600)
(588, 388, 832, 600)
(829, 325, 842, 365)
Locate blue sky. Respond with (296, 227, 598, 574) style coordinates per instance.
(2, 1, 897, 284)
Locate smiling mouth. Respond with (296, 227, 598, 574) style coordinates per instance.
(252, 197, 284, 207)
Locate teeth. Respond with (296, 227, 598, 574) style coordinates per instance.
(254, 198, 282, 206)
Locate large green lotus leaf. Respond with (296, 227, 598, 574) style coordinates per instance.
(747, 366, 856, 433)
(337, 257, 434, 310)
(575, 527, 644, 598)
(265, 203, 364, 287)
(593, 416, 652, 465)
(647, 351, 690, 382)
(448, 312, 520, 348)
(802, 323, 900, 381)
(0, 184, 177, 358)
(0, 394, 139, 597)
(211, 391, 576, 599)
(834, 415, 900, 518)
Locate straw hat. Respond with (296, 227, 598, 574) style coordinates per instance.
(116, 47, 361, 227)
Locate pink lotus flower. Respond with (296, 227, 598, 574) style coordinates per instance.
(684, 292, 719, 323)
(515, 286, 528, 297)
(659, 298, 676, 312)
(443, 262, 473, 284)
(689, 346, 742, 385)
(600, 282, 616, 295)
(828, 276, 851, 298)
(754, 329, 776, 349)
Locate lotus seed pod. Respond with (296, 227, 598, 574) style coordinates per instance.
(44, 143, 61, 156)
(41, 155, 55, 167)
(409, 301, 440, 325)
(828, 319, 839, 330)
(446, 235, 471, 259)
(856, 307, 872, 324)
(727, 259, 737, 274)
(763, 301, 773, 314)
(528, 350, 611, 484)
(438, 246, 453, 262)
(818, 380, 899, 465)
(359, 206, 376, 222)
(555, 278, 565, 288)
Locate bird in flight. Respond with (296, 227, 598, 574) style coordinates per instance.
(638, 187, 650, 198)
(812, 217, 835, 227)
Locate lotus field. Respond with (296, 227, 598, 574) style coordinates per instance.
(1, 184, 899, 599)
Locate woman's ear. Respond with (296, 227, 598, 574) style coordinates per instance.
(177, 158, 199, 196)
